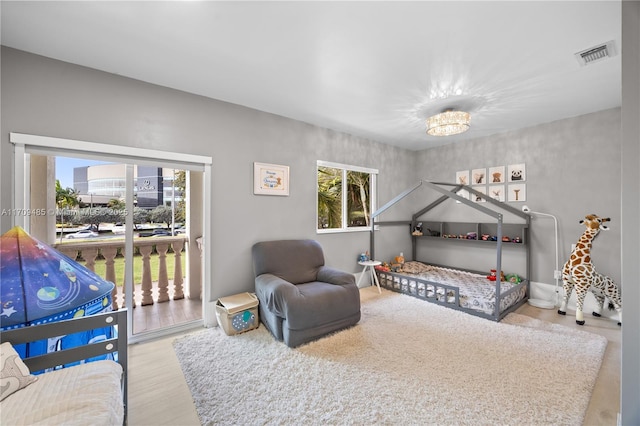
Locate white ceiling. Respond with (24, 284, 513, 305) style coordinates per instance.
(0, 1, 622, 151)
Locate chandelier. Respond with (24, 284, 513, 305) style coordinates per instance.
(426, 110, 471, 136)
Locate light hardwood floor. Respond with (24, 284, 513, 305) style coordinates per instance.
(128, 287, 621, 425)
(117, 283, 202, 334)
(130, 297, 201, 334)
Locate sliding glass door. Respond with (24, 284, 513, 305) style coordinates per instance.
(11, 133, 212, 343)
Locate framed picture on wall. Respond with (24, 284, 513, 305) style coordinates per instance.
(456, 170, 470, 186)
(472, 168, 487, 185)
(508, 184, 526, 202)
(488, 184, 505, 202)
(471, 186, 486, 202)
(455, 188, 469, 203)
(488, 166, 505, 183)
(253, 162, 290, 196)
(508, 163, 526, 182)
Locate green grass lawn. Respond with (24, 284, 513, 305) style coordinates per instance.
(79, 252, 187, 286)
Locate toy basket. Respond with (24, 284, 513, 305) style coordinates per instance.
(215, 292, 259, 336)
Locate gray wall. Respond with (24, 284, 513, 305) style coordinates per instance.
(0, 46, 625, 295)
(416, 109, 622, 287)
(0, 47, 415, 301)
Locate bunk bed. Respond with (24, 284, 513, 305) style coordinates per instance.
(1, 309, 128, 425)
(369, 181, 530, 322)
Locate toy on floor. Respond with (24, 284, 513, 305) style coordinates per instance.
(558, 214, 622, 326)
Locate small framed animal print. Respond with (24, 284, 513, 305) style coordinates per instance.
(508, 183, 526, 202)
(489, 185, 505, 202)
(508, 163, 526, 182)
(472, 168, 487, 185)
(471, 186, 487, 203)
(456, 170, 470, 186)
(488, 166, 505, 183)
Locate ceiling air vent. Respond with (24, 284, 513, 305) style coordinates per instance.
(575, 41, 616, 66)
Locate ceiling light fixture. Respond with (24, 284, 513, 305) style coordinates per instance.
(426, 109, 471, 136)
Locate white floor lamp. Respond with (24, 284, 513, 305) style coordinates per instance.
(522, 205, 561, 309)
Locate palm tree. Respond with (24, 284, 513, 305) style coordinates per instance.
(174, 170, 186, 223)
(107, 198, 126, 210)
(347, 171, 370, 227)
(317, 167, 342, 229)
(56, 179, 80, 241)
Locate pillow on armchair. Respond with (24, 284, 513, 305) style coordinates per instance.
(252, 239, 360, 347)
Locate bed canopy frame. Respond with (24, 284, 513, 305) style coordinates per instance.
(369, 180, 531, 321)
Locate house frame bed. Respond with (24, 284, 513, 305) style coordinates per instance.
(1, 309, 128, 424)
(370, 180, 530, 322)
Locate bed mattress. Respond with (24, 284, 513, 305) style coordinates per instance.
(1, 360, 124, 426)
(378, 261, 526, 315)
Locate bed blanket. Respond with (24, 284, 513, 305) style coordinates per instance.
(1, 360, 123, 426)
(395, 261, 526, 314)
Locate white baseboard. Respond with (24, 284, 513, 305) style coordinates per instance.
(529, 281, 618, 320)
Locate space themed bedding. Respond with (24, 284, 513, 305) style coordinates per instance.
(375, 261, 527, 321)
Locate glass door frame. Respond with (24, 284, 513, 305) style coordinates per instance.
(10, 132, 214, 342)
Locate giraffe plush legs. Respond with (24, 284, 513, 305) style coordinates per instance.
(591, 292, 607, 317)
(558, 275, 574, 318)
(559, 268, 622, 326)
(591, 274, 623, 326)
(558, 280, 588, 325)
(592, 293, 622, 325)
(558, 265, 590, 325)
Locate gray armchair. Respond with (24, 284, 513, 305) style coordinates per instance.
(252, 239, 361, 348)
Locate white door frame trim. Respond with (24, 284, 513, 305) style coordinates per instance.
(10, 132, 212, 166)
(10, 132, 214, 339)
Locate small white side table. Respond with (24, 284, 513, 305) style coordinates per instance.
(357, 260, 382, 293)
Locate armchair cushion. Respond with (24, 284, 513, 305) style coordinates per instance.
(252, 239, 324, 284)
(252, 239, 360, 347)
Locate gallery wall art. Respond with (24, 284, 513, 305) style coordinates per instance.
(456, 163, 526, 203)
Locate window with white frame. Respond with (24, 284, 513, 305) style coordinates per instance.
(317, 161, 377, 232)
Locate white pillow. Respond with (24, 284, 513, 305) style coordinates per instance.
(1, 342, 38, 401)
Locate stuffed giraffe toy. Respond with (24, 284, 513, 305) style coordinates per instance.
(559, 214, 622, 326)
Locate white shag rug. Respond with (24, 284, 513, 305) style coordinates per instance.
(173, 290, 607, 426)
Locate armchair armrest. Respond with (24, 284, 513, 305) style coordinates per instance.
(255, 273, 301, 317)
(317, 266, 356, 286)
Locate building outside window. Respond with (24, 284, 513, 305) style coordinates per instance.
(72, 164, 183, 209)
